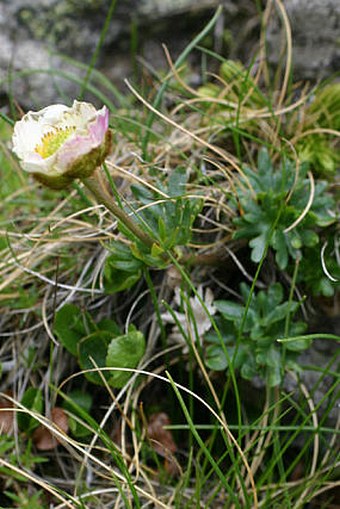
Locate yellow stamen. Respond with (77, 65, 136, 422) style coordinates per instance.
(35, 126, 76, 158)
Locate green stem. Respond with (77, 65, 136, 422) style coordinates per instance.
(82, 173, 154, 249)
(278, 333, 340, 343)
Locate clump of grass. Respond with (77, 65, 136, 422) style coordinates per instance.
(0, 2, 339, 508)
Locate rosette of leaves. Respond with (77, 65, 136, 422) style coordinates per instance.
(103, 167, 202, 293)
(205, 283, 308, 387)
(232, 148, 335, 270)
(131, 167, 202, 252)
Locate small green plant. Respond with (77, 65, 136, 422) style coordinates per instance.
(131, 167, 202, 252)
(53, 303, 145, 387)
(205, 282, 308, 387)
(232, 148, 336, 270)
(103, 166, 202, 293)
(1, 5, 339, 507)
(0, 434, 47, 507)
(297, 241, 340, 296)
(2, 489, 46, 509)
(295, 83, 340, 174)
(197, 59, 267, 112)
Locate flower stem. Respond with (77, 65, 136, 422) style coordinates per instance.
(82, 173, 155, 249)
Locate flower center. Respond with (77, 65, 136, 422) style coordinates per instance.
(35, 126, 76, 158)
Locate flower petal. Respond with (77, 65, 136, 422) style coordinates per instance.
(53, 107, 108, 171)
(12, 101, 111, 187)
(12, 104, 70, 157)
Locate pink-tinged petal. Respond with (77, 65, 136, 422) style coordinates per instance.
(54, 133, 100, 172)
(88, 106, 109, 144)
(12, 101, 110, 188)
(54, 108, 109, 172)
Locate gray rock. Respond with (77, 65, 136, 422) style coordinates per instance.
(267, 0, 340, 79)
(0, 0, 223, 108)
(137, 0, 222, 17)
(0, 0, 117, 107)
(0, 0, 339, 107)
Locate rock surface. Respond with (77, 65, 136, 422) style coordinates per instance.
(0, 0, 223, 108)
(267, 0, 340, 79)
(1, 0, 339, 109)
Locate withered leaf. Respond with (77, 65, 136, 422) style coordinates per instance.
(147, 412, 177, 456)
(0, 400, 14, 435)
(33, 407, 69, 450)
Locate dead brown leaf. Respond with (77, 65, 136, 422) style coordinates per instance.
(32, 407, 69, 450)
(147, 412, 181, 476)
(147, 412, 177, 456)
(0, 400, 14, 435)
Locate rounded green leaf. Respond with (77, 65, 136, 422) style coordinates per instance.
(106, 329, 145, 388)
(103, 264, 142, 293)
(78, 331, 112, 385)
(205, 345, 228, 371)
(54, 304, 95, 356)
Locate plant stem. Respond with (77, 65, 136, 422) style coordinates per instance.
(82, 172, 154, 249)
(83, 172, 244, 269)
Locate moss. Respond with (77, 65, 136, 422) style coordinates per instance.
(17, 1, 106, 45)
(17, 7, 55, 42)
(66, 0, 106, 9)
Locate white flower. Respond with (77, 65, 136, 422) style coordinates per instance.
(12, 100, 111, 189)
(161, 286, 216, 350)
